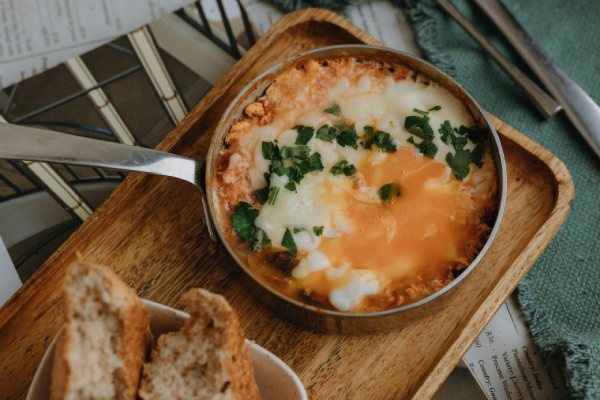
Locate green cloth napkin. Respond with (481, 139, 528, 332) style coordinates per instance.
(269, 1, 600, 398)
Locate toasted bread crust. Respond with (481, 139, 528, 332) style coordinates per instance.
(139, 289, 260, 400)
(50, 260, 151, 400)
(183, 289, 260, 400)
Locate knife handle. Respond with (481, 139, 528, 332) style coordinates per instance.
(473, 0, 600, 159)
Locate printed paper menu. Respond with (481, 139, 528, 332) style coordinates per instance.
(0, 0, 192, 88)
(464, 296, 569, 399)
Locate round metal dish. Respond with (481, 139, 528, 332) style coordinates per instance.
(205, 44, 507, 333)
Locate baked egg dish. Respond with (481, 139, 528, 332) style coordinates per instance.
(213, 56, 498, 313)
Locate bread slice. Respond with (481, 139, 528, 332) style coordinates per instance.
(139, 289, 260, 400)
(50, 260, 151, 400)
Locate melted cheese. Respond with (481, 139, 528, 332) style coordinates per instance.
(327, 267, 381, 311)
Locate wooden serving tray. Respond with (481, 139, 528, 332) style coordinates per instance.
(0, 9, 573, 400)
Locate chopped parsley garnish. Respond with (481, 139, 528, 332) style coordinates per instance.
(405, 109, 438, 158)
(231, 202, 271, 250)
(267, 186, 280, 205)
(316, 125, 335, 142)
(282, 228, 297, 257)
(313, 226, 324, 236)
(378, 183, 401, 201)
(437, 121, 486, 180)
(458, 125, 485, 167)
(293, 227, 304, 233)
(439, 120, 454, 145)
(231, 202, 256, 242)
(428, 105, 442, 111)
(262, 140, 323, 183)
(334, 123, 359, 149)
(315, 123, 360, 149)
(330, 159, 357, 176)
(362, 126, 397, 153)
(342, 163, 357, 176)
(305, 152, 324, 172)
(261, 141, 278, 160)
(294, 125, 314, 145)
(404, 109, 434, 140)
(446, 149, 472, 181)
(252, 229, 271, 251)
(281, 145, 309, 162)
(254, 187, 269, 204)
(407, 136, 438, 158)
(260, 140, 323, 195)
(324, 104, 341, 116)
(262, 139, 323, 191)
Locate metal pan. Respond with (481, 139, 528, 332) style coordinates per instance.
(0, 45, 507, 333)
(205, 45, 507, 332)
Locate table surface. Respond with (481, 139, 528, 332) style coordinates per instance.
(0, 9, 573, 400)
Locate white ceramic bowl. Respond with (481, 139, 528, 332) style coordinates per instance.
(27, 299, 307, 400)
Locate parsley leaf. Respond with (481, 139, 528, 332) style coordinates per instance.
(284, 181, 296, 191)
(362, 126, 397, 153)
(438, 121, 487, 179)
(446, 149, 471, 180)
(282, 228, 297, 257)
(378, 183, 393, 201)
(428, 105, 442, 111)
(343, 164, 357, 176)
(313, 226, 324, 236)
(457, 126, 486, 167)
(269, 143, 323, 184)
(282, 145, 310, 163)
(316, 125, 335, 142)
(254, 187, 269, 204)
(407, 136, 438, 158)
(404, 110, 434, 140)
(306, 152, 324, 172)
(262, 141, 278, 160)
(231, 202, 257, 242)
(293, 227, 304, 233)
(471, 143, 484, 167)
(463, 126, 485, 143)
(330, 159, 356, 176)
(286, 166, 304, 183)
(330, 162, 345, 175)
(231, 202, 271, 250)
(253, 228, 271, 250)
(324, 104, 341, 116)
(378, 183, 401, 201)
(295, 125, 314, 145)
(271, 163, 287, 177)
(439, 120, 454, 145)
(405, 109, 438, 157)
(335, 123, 359, 149)
(267, 186, 280, 205)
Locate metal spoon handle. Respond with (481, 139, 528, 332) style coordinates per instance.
(0, 122, 217, 241)
(436, 0, 561, 118)
(473, 0, 600, 159)
(0, 123, 200, 185)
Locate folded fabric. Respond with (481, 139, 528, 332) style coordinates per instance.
(268, 1, 600, 398)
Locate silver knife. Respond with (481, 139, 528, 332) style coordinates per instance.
(436, 0, 561, 118)
(473, 0, 600, 159)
